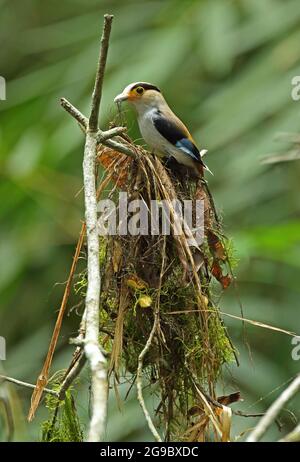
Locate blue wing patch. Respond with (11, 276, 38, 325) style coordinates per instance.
(175, 138, 200, 162)
(152, 111, 203, 164)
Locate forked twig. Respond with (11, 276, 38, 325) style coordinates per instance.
(80, 13, 113, 442)
(60, 98, 137, 159)
(28, 15, 120, 442)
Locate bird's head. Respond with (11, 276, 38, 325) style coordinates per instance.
(114, 82, 163, 111)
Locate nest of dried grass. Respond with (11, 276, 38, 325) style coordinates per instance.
(96, 138, 237, 441)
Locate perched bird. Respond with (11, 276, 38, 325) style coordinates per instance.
(114, 82, 210, 177)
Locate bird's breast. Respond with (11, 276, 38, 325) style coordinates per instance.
(137, 110, 169, 155)
(137, 110, 197, 169)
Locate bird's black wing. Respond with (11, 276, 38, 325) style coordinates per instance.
(152, 111, 202, 163)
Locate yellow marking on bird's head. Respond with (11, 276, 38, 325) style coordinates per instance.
(127, 85, 145, 101)
(114, 82, 161, 103)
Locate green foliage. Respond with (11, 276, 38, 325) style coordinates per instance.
(74, 270, 88, 298)
(207, 311, 235, 366)
(41, 389, 83, 442)
(1, 0, 300, 442)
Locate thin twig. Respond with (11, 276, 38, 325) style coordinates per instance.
(60, 98, 137, 159)
(104, 136, 137, 159)
(233, 411, 264, 418)
(27, 221, 86, 421)
(89, 14, 113, 131)
(189, 372, 223, 439)
(60, 98, 88, 128)
(166, 309, 296, 338)
(0, 375, 58, 397)
(97, 126, 127, 141)
(58, 353, 87, 401)
(279, 422, 300, 442)
(60, 97, 127, 141)
(137, 315, 162, 441)
(136, 238, 166, 442)
(247, 374, 300, 442)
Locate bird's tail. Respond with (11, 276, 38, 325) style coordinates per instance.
(200, 149, 213, 176)
(203, 163, 214, 176)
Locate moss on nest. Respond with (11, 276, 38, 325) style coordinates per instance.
(41, 386, 83, 442)
(95, 145, 237, 441)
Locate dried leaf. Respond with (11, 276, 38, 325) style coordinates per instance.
(216, 405, 232, 442)
(217, 391, 241, 406)
(211, 261, 232, 289)
(220, 274, 232, 289)
(211, 260, 222, 280)
(207, 230, 227, 261)
(97, 146, 132, 188)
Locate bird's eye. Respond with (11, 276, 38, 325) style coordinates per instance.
(136, 86, 144, 95)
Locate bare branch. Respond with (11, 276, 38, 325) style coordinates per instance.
(60, 14, 118, 442)
(60, 98, 88, 128)
(60, 98, 127, 141)
(97, 126, 127, 141)
(247, 374, 300, 442)
(89, 14, 113, 131)
(79, 14, 115, 442)
(80, 138, 129, 441)
(60, 97, 136, 159)
(0, 375, 58, 397)
(104, 136, 138, 159)
(58, 352, 86, 401)
(82, 130, 108, 442)
(233, 411, 265, 418)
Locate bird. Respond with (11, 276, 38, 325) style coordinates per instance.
(114, 81, 211, 177)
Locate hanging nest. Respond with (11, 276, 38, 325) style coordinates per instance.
(95, 134, 239, 441)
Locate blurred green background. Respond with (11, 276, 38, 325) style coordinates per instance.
(1, 0, 300, 442)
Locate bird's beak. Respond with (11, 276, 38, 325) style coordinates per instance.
(114, 92, 128, 103)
